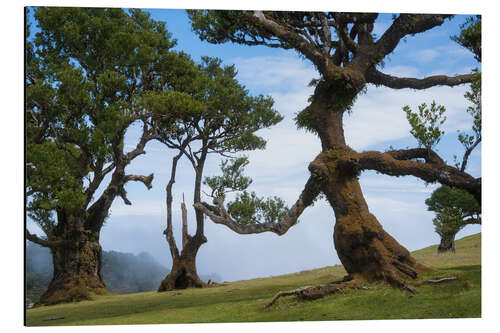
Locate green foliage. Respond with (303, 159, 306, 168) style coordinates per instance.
(203, 157, 252, 200)
(451, 16, 481, 62)
(26, 7, 192, 237)
(464, 72, 481, 135)
(455, 72, 481, 165)
(204, 157, 288, 225)
(188, 10, 291, 49)
(151, 56, 282, 155)
(227, 192, 288, 225)
(403, 101, 446, 149)
(425, 185, 481, 237)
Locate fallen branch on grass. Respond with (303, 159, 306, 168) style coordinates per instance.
(423, 277, 458, 284)
(263, 279, 363, 309)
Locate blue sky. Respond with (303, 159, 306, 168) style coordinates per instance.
(26, 8, 481, 282)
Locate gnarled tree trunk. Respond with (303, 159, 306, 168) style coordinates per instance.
(39, 230, 106, 304)
(158, 234, 206, 291)
(308, 87, 429, 290)
(437, 232, 457, 253)
(158, 148, 209, 292)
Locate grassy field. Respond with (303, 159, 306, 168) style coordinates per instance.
(26, 233, 481, 326)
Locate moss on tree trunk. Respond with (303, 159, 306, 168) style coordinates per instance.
(438, 232, 457, 253)
(158, 236, 206, 291)
(307, 87, 431, 290)
(39, 231, 106, 305)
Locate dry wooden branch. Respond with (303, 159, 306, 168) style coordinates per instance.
(263, 279, 362, 309)
(423, 277, 458, 284)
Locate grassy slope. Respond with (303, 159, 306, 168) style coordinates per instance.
(26, 233, 481, 326)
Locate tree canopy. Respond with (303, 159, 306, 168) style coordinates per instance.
(25, 7, 206, 303)
(150, 54, 283, 291)
(26, 7, 195, 242)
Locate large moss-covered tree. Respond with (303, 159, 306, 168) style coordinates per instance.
(190, 10, 481, 293)
(143, 57, 282, 291)
(26, 7, 195, 304)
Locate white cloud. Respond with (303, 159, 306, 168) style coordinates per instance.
(412, 49, 440, 63)
(382, 65, 420, 78)
(231, 53, 318, 93)
(345, 83, 470, 150)
(110, 199, 166, 217)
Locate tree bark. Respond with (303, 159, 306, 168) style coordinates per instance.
(158, 235, 207, 291)
(159, 148, 208, 292)
(38, 229, 106, 305)
(437, 231, 457, 253)
(308, 86, 429, 290)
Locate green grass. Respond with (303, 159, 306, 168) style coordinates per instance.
(26, 233, 481, 326)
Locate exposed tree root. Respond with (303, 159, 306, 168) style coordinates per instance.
(263, 274, 460, 309)
(263, 278, 363, 309)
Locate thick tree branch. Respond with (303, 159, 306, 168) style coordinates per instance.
(26, 231, 71, 248)
(247, 11, 334, 74)
(464, 217, 481, 225)
(193, 176, 320, 235)
(124, 121, 156, 162)
(354, 148, 481, 203)
(118, 186, 132, 205)
(367, 14, 451, 68)
(366, 68, 474, 89)
(124, 173, 154, 189)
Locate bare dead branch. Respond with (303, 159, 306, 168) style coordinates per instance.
(423, 277, 458, 283)
(194, 175, 320, 236)
(263, 279, 363, 309)
(181, 198, 189, 249)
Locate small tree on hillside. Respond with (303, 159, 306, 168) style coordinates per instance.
(425, 185, 481, 253)
(26, 7, 199, 304)
(143, 57, 283, 291)
(404, 16, 481, 253)
(403, 73, 480, 253)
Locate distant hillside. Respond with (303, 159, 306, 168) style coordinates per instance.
(412, 233, 481, 268)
